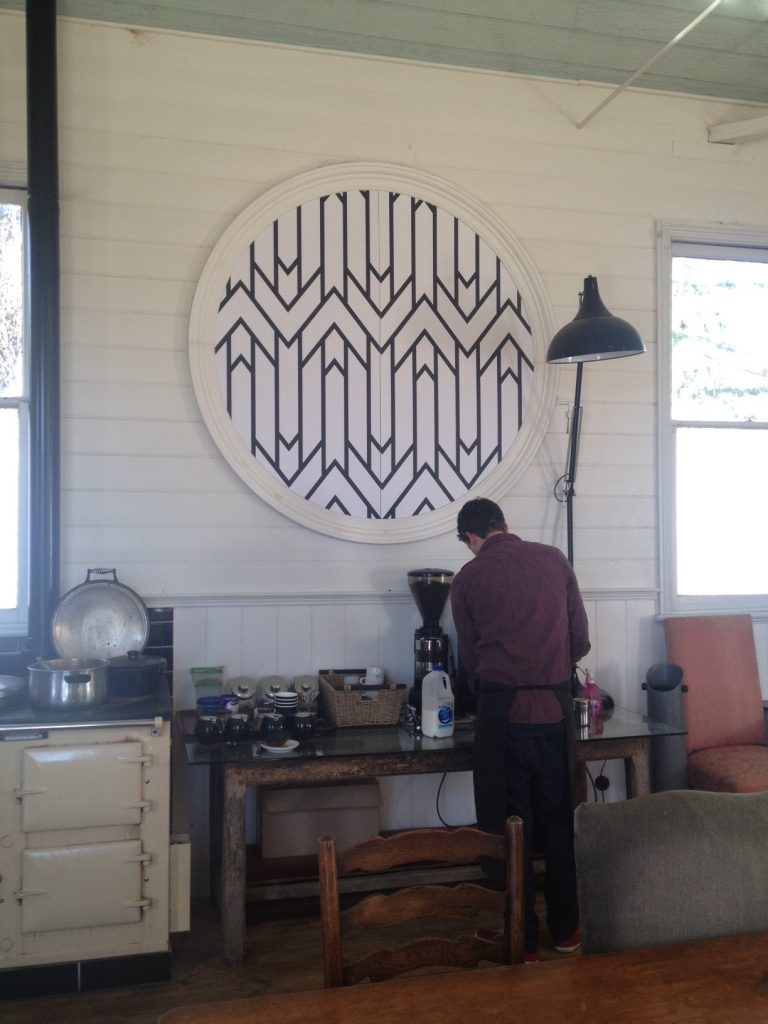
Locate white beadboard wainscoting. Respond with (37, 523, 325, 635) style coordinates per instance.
(166, 588, 768, 897)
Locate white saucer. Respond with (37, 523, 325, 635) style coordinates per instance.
(261, 739, 299, 754)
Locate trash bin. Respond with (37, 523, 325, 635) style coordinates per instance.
(642, 663, 688, 792)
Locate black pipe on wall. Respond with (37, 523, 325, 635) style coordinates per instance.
(26, 0, 60, 657)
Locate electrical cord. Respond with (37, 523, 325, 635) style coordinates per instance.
(585, 760, 609, 802)
(435, 771, 457, 827)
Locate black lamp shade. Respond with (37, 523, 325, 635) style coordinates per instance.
(547, 276, 645, 363)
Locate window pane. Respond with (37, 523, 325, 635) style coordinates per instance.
(671, 257, 768, 423)
(0, 202, 24, 398)
(0, 408, 19, 609)
(676, 427, 768, 595)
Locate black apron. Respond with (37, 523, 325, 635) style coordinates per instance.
(473, 680, 577, 838)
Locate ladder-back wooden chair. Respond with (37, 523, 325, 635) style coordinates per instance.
(318, 817, 524, 987)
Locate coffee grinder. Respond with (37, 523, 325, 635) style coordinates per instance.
(407, 568, 455, 714)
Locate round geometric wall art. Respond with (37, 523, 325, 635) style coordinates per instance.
(189, 164, 555, 542)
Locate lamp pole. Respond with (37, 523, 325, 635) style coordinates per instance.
(563, 362, 584, 566)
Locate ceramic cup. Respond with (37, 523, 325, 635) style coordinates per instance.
(194, 715, 224, 745)
(287, 711, 316, 739)
(224, 713, 253, 744)
(257, 711, 286, 740)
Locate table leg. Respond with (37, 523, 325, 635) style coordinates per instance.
(209, 765, 223, 908)
(221, 765, 247, 965)
(624, 745, 651, 798)
(574, 762, 589, 804)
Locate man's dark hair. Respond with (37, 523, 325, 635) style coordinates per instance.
(456, 498, 507, 541)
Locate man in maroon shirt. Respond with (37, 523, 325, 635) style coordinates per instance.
(451, 498, 590, 961)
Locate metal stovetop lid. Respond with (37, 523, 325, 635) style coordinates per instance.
(52, 568, 150, 661)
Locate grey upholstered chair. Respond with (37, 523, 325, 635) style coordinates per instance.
(574, 789, 768, 955)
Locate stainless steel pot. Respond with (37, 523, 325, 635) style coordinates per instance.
(28, 658, 109, 710)
(107, 651, 167, 697)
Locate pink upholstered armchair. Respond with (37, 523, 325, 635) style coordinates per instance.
(663, 615, 768, 793)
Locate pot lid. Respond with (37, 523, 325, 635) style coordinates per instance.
(52, 570, 150, 660)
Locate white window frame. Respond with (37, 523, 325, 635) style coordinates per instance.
(0, 187, 30, 636)
(657, 220, 768, 617)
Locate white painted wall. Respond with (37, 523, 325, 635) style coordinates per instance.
(3, 11, 768, 892)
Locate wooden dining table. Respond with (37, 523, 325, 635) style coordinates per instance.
(157, 931, 768, 1024)
(180, 705, 684, 965)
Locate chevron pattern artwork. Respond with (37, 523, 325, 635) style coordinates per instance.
(214, 189, 535, 519)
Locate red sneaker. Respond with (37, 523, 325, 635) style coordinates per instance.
(553, 927, 581, 953)
(524, 950, 541, 964)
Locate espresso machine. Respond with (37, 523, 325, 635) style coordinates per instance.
(407, 568, 455, 714)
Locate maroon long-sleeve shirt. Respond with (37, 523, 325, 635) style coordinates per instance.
(450, 532, 591, 723)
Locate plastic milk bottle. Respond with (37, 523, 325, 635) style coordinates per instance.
(420, 665, 455, 738)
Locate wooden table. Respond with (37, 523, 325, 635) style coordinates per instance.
(179, 706, 683, 965)
(158, 931, 768, 1023)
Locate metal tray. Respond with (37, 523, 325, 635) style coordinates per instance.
(52, 568, 149, 660)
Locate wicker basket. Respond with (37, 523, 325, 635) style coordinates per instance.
(319, 675, 406, 728)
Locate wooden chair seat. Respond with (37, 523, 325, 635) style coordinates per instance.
(318, 818, 524, 986)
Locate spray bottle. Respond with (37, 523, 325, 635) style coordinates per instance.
(584, 669, 603, 726)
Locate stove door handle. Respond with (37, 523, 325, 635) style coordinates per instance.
(12, 887, 47, 899)
(13, 786, 46, 799)
(123, 898, 153, 911)
(124, 800, 152, 812)
(119, 755, 153, 766)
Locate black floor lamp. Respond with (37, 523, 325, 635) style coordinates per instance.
(546, 276, 645, 565)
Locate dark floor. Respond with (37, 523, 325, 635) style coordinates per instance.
(1, 894, 572, 1024)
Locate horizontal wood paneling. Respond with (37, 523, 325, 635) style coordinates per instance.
(60, 307, 190, 351)
(40, 11, 762, 600)
(62, 343, 186, 384)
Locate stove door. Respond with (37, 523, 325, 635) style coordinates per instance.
(19, 839, 150, 932)
(18, 741, 148, 831)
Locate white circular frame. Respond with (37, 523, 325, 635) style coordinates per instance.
(189, 162, 556, 543)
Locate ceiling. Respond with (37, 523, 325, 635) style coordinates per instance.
(5, 0, 768, 106)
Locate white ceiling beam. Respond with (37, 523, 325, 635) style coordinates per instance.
(575, 0, 726, 130)
(708, 115, 768, 144)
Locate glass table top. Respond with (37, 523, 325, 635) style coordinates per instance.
(179, 705, 685, 767)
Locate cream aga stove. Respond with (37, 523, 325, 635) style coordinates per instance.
(0, 687, 180, 998)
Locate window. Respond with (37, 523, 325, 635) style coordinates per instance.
(658, 223, 768, 614)
(0, 189, 29, 635)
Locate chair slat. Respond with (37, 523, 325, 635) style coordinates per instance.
(340, 826, 505, 874)
(343, 882, 504, 929)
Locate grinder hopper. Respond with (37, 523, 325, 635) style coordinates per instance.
(407, 569, 454, 711)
